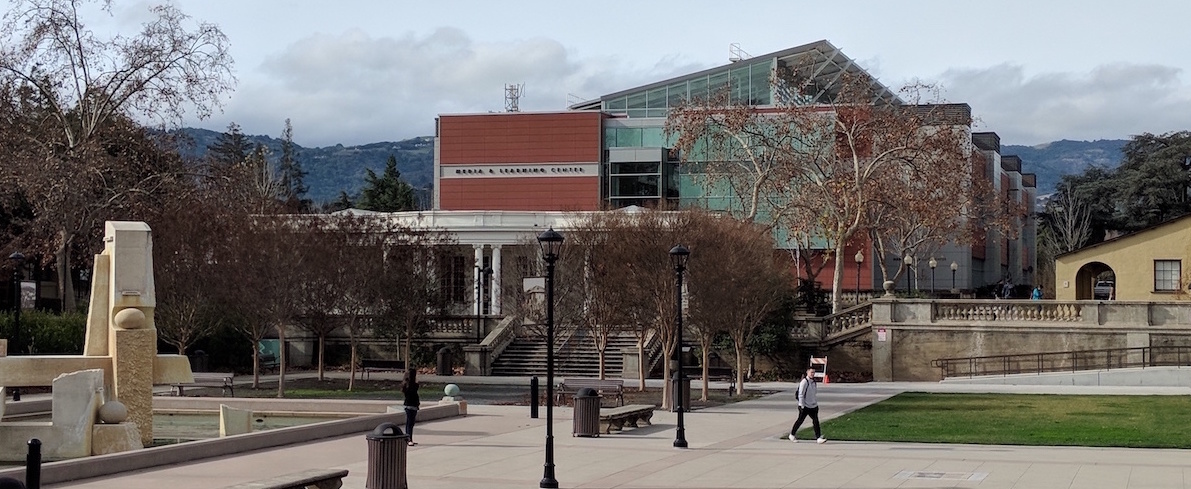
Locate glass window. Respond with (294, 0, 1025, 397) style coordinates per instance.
(750, 62, 771, 105)
(627, 109, 648, 118)
(612, 162, 659, 174)
(615, 127, 642, 147)
(642, 127, 664, 147)
(646, 109, 668, 118)
(1155, 260, 1181, 291)
(647, 87, 668, 109)
(730, 67, 750, 104)
(612, 175, 660, 197)
(603, 128, 617, 148)
(667, 82, 687, 106)
(708, 71, 729, 98)
(688, 77, 708, 102)
(605, 97, 627, 111)
(627, 92, 647, 109)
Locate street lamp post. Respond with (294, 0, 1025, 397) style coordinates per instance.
(475, 265, 492, 344)
(669, 244, 690, 449)
(903, 254, 913, 296)
(9, 252, 24, 402)
(951, 261, 958, 293)
(929, 257, 938, 297)
(536, 228, 564, 489)
(854, 250, 864, 304)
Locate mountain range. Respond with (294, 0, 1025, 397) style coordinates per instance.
(174, 128, 1126, 204)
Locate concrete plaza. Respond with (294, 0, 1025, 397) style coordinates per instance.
(37, 378, 1191, 489)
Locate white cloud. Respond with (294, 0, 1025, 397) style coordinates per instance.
(928, 63, 1191, 145)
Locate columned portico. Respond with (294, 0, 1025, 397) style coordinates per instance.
(491, 245, 502, 315)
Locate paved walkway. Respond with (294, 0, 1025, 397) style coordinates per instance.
(35, 379, 1191, 488)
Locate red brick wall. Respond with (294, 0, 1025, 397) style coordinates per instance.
(438, 112, 602, 210)
(439, 112, 603, 164)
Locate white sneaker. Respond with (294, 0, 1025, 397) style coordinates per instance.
(816, 437, 827, 444)
(787, 434, 797, 443)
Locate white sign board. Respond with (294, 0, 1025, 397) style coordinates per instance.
(877, 328, 887, 342)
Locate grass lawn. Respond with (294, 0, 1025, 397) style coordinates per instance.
(817, 392, 1191, 449)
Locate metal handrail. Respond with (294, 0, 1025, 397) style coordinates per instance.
(932, 346, 1191, 378)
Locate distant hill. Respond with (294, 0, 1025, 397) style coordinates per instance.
(171, 128, 434, 204)
(1002, 139, 1126, 195)
(171, 128, 1125, 204)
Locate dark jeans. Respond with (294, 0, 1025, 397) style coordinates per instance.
(404, 406, 418, 441)
(790, 406, 821, 439)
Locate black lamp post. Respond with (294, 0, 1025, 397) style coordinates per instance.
(669, 244, 690, 448)
(951, 261, 958, 293)
(929, 257, 938, 297)
(536, 227, 564, 489)
(903, 254, 913, 296)
(9, 252, 24, 402)
(475, 265, 492, 344)
(854, 250, 864, 304)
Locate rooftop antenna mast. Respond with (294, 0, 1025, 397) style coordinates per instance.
(505, 83, 524, 112)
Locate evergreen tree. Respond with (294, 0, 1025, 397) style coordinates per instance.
(356, 155, 418, 211)
(326, 191, 355, 213)
(208, 122, 251, 166)
(277, 119, 311, 212)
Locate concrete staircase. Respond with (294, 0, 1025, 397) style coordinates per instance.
(490, 331, 644, 378)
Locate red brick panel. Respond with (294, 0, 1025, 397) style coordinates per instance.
(439, 112, 603, 164)
(440, 177, 600, 211)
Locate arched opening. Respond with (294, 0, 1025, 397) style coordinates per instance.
(1074, 262, 1115, 300)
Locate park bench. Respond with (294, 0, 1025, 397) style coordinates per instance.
(557, 378, 624, 406)
(598, 404, 655, 434)
(223, 468, 349, 489)
(172, 372, 235, 397)
(361, 359, 406, 380)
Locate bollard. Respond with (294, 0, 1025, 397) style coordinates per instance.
(530, 376, 539, 419)
(365, 423, 407, 489)
(25, 439, 40, 489)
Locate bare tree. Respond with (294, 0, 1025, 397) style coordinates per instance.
(0, 0, 234, 311)
(1044, 182, 1093, 254)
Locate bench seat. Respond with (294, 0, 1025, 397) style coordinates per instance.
(223, 468, 349, 489)
(598, 404, 655, 434)
(172, 372, 235, 397)
(360, 359, 405, 380)
(558, 378, 624, 406)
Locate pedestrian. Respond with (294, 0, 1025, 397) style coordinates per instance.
(0, 477, 25, 489)
(401, 369, 420, 446)
(1031, 286, 1042, 301)
(1001, 279, 1013, 299)
(788, 367, 826, 444)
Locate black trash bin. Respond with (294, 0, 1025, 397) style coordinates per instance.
(572, 387, 601, 437)
(436, 347, 453, 376)
(188, 350, 208, 373)
(671, 377, 691, 412)
(366, 422, 408, 489)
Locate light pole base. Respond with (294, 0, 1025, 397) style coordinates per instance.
(673, 438, 688, 448)
(540, 476, 559, 488)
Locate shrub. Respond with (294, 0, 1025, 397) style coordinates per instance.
(0, 310, 87, 354)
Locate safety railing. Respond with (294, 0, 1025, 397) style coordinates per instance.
(931, 346, 1191, 378)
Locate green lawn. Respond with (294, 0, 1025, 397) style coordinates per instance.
(816, 392, 1191, 448)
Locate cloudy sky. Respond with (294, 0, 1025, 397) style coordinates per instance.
(99, 0, 1191, 147)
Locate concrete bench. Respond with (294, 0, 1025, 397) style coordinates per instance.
(172, 372, 235, 397)
(598, 404, 655, 434)
(361, 359, 405, 380)
(223, 468, 349, 489)
(558, 378, 624, 406)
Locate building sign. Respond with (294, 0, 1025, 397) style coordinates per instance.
(877, 328, 887, 342)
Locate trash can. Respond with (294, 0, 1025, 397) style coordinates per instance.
(436, 346, 453, 376)
(671, 377, 691, 412)
(188, 350, 208, 372)
(572, 387, 601, 437)
(366, 422, 408, 489)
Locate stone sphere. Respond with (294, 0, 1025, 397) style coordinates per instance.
(444, 384, 460, 397)
(113, 308, 147, 330)
(98, 401, 128, 424)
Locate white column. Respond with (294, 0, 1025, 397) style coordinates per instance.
(473, 244, 484, 316)
(491, 245, 503, 315)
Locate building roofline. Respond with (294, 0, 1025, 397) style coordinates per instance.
(1056, 212, 1191, 259)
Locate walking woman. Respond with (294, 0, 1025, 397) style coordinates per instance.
(789, 367, 826, 443)
(401, 369, 420, 446)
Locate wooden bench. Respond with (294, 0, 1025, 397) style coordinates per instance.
(223, 468, 349, 489)
(598, 404, 656, 434)
(361, 359, 406, 380)
(558, 378, 624, 406)
(172, 372, 235, 397)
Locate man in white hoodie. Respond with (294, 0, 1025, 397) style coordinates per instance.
(789, 367, 826, 443)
